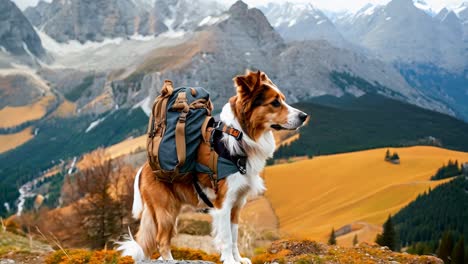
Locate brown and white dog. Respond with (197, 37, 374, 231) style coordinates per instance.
(117, 70, 308, 264)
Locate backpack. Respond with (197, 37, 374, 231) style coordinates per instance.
(146, 80, 213, 183)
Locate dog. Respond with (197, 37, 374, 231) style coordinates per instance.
(117, 70, 308, 264)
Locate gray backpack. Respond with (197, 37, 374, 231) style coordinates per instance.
(146, 80, 213, 182)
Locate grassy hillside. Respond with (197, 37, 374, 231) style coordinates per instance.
(0, 95, 55, 128)
(264, 146, 468, 245)
(275, 94, 468, 159)
(0, 126, 33, 154)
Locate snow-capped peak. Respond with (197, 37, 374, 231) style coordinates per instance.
(454, 2, 467, 17)
(413, 0, 435, 16)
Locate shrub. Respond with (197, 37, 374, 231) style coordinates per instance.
(45, 249, 134, 264)
(151, 248, 220, 263)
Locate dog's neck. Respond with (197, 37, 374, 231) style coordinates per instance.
(219, 103, 276, 175)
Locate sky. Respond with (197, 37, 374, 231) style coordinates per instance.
(12, 0, 467, 13)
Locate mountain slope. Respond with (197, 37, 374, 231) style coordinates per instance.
(0, 0, 45, 58)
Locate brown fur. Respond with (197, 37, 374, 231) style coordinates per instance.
(231, 70, 289, 140)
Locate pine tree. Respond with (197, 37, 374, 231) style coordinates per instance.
(451, 236, 464, 264)
(437, 231, 454, 264)
(376, 215, 399, 251)
(385, 149, 391, 161)
(328, 228, 337, 245)
(353, 234, 358, 246)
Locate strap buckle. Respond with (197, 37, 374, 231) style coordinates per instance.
(236, 157, 247, 175)
(179, 112, 188, 123)
(228, 127, 242, 141)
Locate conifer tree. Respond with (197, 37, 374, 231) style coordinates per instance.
(451, 236, 464, 264)
(437, 231, 454, 263)
(353, 234, 358, 246)
(385, 149, 391, 160)
(376, 215, 399, 251)
(328, 228, 337, 245)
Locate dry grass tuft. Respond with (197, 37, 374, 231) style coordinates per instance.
(45, 249, 134, 264)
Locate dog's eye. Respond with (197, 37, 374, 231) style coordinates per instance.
(271, 99, 281, 107)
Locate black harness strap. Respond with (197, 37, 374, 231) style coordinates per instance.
(193, 175, 214, 208)
(213, 121, 247, 174)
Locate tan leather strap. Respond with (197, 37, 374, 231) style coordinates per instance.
(174, 92, 189, 167)
(175, 111, 187, 167)
(209, 142, 218, 176)
(147, 80, 174, 171)
(172, 92, 189, 112)
(160, 80, 174, 97)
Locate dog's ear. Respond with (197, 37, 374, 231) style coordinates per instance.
(233, 70, 262, 95)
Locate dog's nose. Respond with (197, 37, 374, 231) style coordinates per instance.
(299, 112, 308, 123)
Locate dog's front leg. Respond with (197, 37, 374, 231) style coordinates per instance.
(212, 206, 239, 264)
(231, 198, 251, 264)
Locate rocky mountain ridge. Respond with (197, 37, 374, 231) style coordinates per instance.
(0, 0, 45, 58)
(23, 0, 224, 43)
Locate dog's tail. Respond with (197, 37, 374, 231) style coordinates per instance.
(116, 227, 146, 261)
(117, 206, 158, 260)
(132, 166, 144, 219)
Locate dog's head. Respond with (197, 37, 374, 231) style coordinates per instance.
(230, 70, 308, 141)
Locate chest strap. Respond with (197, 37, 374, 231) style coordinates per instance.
(213, 121, 243, 141)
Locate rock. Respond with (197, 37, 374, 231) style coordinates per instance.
(136, 261, 214, 264)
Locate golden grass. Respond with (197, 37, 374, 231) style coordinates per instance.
(105, 135, 146, 159)
(264, 146, 468, 244)
(51, 100, 76, 118)
(336, 222, 382, 247)
(0, 95, 55, 128)
(0, 126, 34, 154)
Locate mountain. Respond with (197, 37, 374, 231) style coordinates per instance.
(455, 2, 468, 40)
(106, 1, 450, 117)
(24, 0, 224, 43)
(0, 0, 45, 58)
(335, 0, 466, 70)
(259, 2, 346, 47)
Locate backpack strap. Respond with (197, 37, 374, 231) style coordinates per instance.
(174, 91, 189, 168)
(147, 80, 173, 171)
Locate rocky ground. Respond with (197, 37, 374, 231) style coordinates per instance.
(0, 230, 443, 264)
(252, 240, 443, 264)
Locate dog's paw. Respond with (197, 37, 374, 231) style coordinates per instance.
(239, 257, 252, 264)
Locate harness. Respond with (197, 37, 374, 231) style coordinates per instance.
(193, 120, 247, 208)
